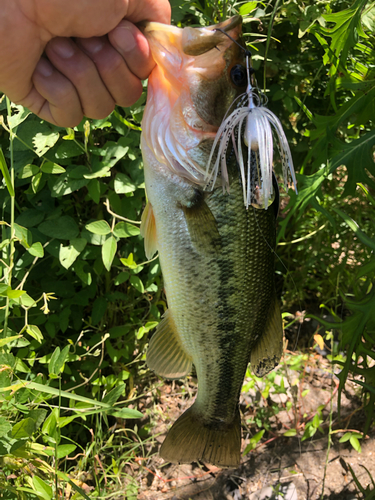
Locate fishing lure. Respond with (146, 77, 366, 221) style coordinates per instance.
(204, 30, 297, 209)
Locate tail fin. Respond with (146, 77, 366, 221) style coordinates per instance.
(160, 405, 241, 468)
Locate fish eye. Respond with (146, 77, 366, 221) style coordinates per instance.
(230, 64, 247, 87)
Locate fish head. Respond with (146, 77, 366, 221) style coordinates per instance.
(142, 16, 248, 185)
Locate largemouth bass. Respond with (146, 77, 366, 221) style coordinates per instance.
(140, 16, 285, 468)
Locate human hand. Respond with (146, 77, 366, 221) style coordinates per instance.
(0, 0, 171, 127)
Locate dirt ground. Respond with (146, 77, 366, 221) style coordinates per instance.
(131, 351, 375, 500)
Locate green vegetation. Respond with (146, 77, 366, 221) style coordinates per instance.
(1, 0, 374, 498)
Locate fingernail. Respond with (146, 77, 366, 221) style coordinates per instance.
(50, 38, 75, 58)
(112, 24, 136, 53)
(36, 58, 53, 77)
(79, 37, 104, 54)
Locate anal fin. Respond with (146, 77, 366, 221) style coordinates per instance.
(251, 294, 283, 377)
(140, 201, 157, 259)
(147, 310, 192, 379)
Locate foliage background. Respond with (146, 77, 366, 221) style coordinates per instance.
(0, 0, 374, 498)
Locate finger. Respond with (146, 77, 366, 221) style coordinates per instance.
(76, 34, 143, 108)
(45, 37, 115, 119)
(27, 58, 84, 127)
(108, 20, 155, 81)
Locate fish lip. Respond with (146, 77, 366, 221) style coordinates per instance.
(139, 16, 243, 56)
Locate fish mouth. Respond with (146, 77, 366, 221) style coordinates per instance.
(140, 15, 242, 56)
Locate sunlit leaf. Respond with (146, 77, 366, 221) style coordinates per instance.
(85, 220, 111, 235)
(113, 221, 140, 238)
(26, 325, 43, 343)
(102, 236, 117, 271)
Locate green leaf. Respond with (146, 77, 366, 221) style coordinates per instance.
(0, 284, 9, 295)
(114, 173, 136, 194)
(83, 162, 111, 179)
(85, 220, 111, 235)
(50, 345, 70, 376)
(102, 236, 117, 271)
(28, 242, 44, 258)
(56, 444, 77, 459)
(32, 172, 44, 193)
(362, 2, 375, 31)
(129, 275, 144, 294)
(243, 429, 265, 455)
(0, 417, 12, 437)
(349, 434, 362, 453)
(0, 335, 22, 348)
(8, 105, 31, 128)
(113, 221, 140, 238)
(120, 253, 138, 269)
(333, 208, 375, 252)
(19, 293, 37, 308)
(28, 409, 48, 431)
(32, 476, 53, 500)
(339, 432, 352, 443)
(319, 0, 368, 72)
(41, 161, 66, 174)
(284, 429, 297, 437)
(137, 321, 158, 340)
(99, 137, 131, 167)
(0, 238, 9, 251)
(59, 238, 87, 269)
(12, 417, 35, 439)
(50, 171, 89, 197)
(87, 178, 101, 203)
(17, 163, 39, 179)
(112, 110, 142, 131)
(0, 380, 141, 413)
(49, 347, 61, 376)
(239, 2, 258, 15)
(14, 223, 32, 248)
(7, 289, 26, 299)
(73, 260, 92, 285)
(55, 140, 84, 159)
(102, 384, 125, 406)
(16, 209, 45, 228)
(0, 146, 14, 196)
(38, 216, 79, 240)
(26, 325, 44, 344)
(33, 130, 60, 157)
(114, 271, 130, 285)
(91, 297, 108, 325)
(111, 408, 143, 419)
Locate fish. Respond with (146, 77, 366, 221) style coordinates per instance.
(140, 15, 292, 468)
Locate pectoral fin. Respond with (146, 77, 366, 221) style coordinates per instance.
(140, 201, 158, 259)
(251, 295, 283, 377)
(182, 197, 221, 255)
(147, 310, 192, 379)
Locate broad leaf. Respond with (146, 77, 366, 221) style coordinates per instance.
(59, 238, 87, 269)
(113, 221, 140, 238)
(85, 220, 111, 235)
(38, 216, 79, 240)
(102, 236, 117, 271)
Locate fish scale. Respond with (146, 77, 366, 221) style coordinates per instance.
(140, 16, 284, 467)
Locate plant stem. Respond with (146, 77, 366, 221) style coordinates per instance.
(3, 98, 15, 339)
(263, 0, 280, 94)
(321, 341, 335, 499)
